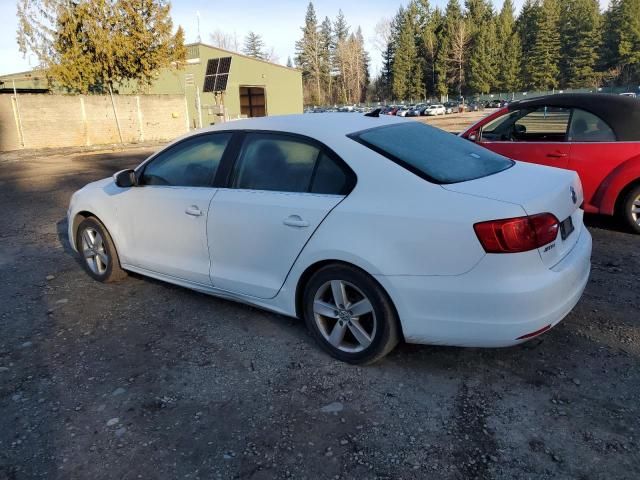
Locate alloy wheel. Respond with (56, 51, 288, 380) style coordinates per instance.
(80, 227, 109, 275)
(313, 280, 377, 353)
(631, 193, 640, 227)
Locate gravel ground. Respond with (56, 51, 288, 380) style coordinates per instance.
(0, 141, 639, 480)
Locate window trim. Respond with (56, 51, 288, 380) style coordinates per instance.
(135, 131, 235, 188)
(481, 106, 573, 143)
(567, 107, 618, 143)
(348, 123, 514, 185)
(221, 130, 357, 195)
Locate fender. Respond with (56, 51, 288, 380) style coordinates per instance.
(591, 154, 640, 215)
(69, 179, 129, 262)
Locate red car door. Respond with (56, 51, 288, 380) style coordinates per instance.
(476, 106, 572, 170)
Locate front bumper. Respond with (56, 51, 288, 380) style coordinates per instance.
(377, 228, 592, 348)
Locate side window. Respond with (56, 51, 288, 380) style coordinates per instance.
(231, 134, 320, 193)
(141, 133, 231, 187)
(514, 107, 571, 141)
(310, 153, 352, 195)
(568, 109, 616, 142)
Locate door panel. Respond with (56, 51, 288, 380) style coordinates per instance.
(478, 141, 571, 169)
(478, 106, 571, 169)
(208, 190, 342, 298)
(121, 187, 216, 285)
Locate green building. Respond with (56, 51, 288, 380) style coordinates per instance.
(143, 43, 303, 128)
(0, 42, 303, 128)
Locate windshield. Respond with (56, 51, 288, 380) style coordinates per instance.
(349, 122, 514, 184)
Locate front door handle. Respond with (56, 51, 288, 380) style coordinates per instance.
(547, 152, 568, 158)
(185, 205, 203, 217)
(283, 215, 309, 228)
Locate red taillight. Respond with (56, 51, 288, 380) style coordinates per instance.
(474, 213, 559, 254)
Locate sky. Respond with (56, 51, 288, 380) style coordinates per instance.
(0, 0, 611, 77)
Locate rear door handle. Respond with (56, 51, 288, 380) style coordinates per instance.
(547, 152, 568, 158)
(185, 205, 203, 217)
(283, 215, 309, 228)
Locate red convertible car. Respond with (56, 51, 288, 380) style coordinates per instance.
(461, 94, 640, 233)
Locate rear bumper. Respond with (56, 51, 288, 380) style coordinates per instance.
(377, 228, 592, 347)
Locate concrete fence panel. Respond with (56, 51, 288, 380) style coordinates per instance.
(0, 93, 188, 152)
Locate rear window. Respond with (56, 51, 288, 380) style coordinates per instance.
(349, 122, 514, 184)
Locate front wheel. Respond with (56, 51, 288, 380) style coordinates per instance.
(621, 184, 640, 234)
(303, 264, 400, 364)
(76, 217, 127, 282)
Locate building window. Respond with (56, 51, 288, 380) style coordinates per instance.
(240, 87, 266, 118)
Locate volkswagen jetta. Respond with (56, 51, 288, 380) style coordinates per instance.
(68, 113, 592, 363)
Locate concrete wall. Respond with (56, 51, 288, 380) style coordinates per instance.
(0, 94, 188, 152)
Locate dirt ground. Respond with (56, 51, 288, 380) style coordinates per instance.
(1, 120, 639, 480)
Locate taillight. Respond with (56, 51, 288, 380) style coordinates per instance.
(474, 213, 559, 253)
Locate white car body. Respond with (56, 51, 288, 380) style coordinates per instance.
(424, 105, 446, 116)
(68, 114, 591, 349)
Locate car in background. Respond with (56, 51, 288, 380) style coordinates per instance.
(485, 99, 509, 109)
(383, 106, 400, 116)
(68, 113, 591, 363)
(396, 106, 411, 117)
(461, 93, 640, 233)
(620, 92, 637, 99)
(424, 104, 446, 116)
(466, 102, 483, 112)
(406, 104, 426, 117)
(444, 101, 459, 114)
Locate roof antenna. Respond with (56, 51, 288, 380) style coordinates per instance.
(365, 108, 381, 118)
(196, 11, 202, 43)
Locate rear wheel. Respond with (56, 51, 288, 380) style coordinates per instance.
(303, 264, 399, 364)
(76, 217, 127, 282)
(620, 184, 640, 234)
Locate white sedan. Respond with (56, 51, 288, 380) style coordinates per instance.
(68, 113, 592, 364)
(424, 104, 446, 116)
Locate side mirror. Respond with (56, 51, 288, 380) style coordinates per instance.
(467, 131, 480, 142)
(113, 169, 137, 188)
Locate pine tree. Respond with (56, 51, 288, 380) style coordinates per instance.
(600, 0, 623, 72)
(527, 0, 561, 90)
(243, 31, 266, 59)
(518, 0, 540, 89)
(392, 8, 416, 100)
(496, 0, 521, 92)
(559, 0, 601, 88)
(295, 3, 323, 104)
(445, 0, 468, 96)
(320, 17, 334, 102)
(287, 57, 294, 68)
(467, 21, 497, 94)
(465, 0, 497, 95)
(332, 9, 350, 103)
(618, 0, 640, 83)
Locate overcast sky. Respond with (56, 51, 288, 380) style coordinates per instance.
(0, 0, 611, 76)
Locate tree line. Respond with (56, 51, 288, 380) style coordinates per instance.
(296, 0, 640, 105)
(295, 4, 370, 106)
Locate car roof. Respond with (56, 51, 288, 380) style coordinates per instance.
(200, 113, 407, 145)
(508, 93, 640, 141)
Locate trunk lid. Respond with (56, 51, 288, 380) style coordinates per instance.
(443, 161, 584, 268)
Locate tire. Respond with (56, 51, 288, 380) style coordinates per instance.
(75, 217, 127, 282)
(620, 184, 640, 234)
(303, 264, 400, 364)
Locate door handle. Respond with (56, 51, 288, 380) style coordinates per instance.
(547, 152, 568, 158)
(185, 205, 203, 217)
(283, 215, 309, 228)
